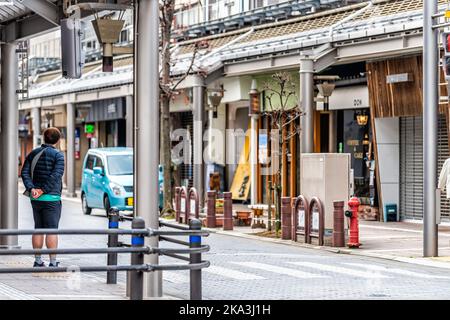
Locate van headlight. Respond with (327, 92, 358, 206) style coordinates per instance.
(109, 182, 124, 196)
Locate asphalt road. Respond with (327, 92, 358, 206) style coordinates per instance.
(7, 195, 450, 300)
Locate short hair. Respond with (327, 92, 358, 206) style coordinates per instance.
(43, 127, 61, 145)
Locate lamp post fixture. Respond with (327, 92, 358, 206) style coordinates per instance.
(315, 75, 339, 153)
(249, 80, 260, 116)
(207, 87, 225, 118)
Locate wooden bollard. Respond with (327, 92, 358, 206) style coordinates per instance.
(223, 192, 233, 231)
(206, 191, 216, 228)
(281, 197, 292, 240)
(332, 200, 345, 247)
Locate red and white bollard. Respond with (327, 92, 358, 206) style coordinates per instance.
(345, 197, 361, 248)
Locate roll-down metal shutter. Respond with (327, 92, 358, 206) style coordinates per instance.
(400, 115, 450, 222)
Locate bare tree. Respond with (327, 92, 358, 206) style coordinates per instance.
(262, 72, 303, 234)
(159, 0, 201, 214)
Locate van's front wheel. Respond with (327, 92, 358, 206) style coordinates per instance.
(82, 193, 92, 215)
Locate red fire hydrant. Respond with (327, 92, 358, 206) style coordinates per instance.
(345, 197, 361, 248)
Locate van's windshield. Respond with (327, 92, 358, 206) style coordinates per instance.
(107, 155, 133, 176)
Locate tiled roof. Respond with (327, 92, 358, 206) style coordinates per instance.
(24, 0, 444, 100)
(177, 0, 444, 55)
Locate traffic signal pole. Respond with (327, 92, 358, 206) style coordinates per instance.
(423, 0, 439, 257)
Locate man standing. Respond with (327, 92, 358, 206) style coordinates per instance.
(21, 127, 65, 267)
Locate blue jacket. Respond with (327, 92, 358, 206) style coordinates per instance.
(21, 144, 65, 196)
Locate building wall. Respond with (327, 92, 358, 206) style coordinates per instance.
(29, 31, 61, 58)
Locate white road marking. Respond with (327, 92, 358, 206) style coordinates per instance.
(359, 225, 450, 237)
(205, 265, 265, 280)
(363, 247, 450, 253)
(344, 263, 450, 279)
(213, 253, 326, 258)
(231, 262, 327, 279)
(163, 271, 189, 284)
(33, 294, 123, 299)
(288, 262, 389, 279)
(0, 283, 39, 300)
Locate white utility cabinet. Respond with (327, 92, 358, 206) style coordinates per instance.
(300, 153, 351, 234)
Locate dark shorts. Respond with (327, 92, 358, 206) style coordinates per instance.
(31, 201, 62, 229)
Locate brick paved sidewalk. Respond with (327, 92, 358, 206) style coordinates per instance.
(0, 195, 181, 300)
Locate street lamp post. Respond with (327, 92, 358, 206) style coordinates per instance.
(135, 0, 162, 297)
(423, 0, 439, 257)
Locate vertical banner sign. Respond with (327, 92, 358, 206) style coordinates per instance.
(75, 128, 81, 159)
(259, 133, 268, 164)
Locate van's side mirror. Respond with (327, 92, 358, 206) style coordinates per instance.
(93, 167, 104, 176)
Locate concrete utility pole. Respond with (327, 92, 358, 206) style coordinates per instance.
(135, 0, 162, 297)
(423, 0, 439, 257)
(299, 56, 314, 154)
(66, 103, 77, 198)
(192, 75, 205, 207)
(0, 43, 19, 248)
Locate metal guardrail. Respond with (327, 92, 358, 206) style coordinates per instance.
(0, 208, 210, 300)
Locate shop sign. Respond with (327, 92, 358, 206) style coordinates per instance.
(85, 123, 95, 134)
(354, 152, 364, 159)
(107, 103, 117, 114)
(347, 140, 360, 146)
(75, 128, 80, 159)
(386, 73, 413, 84)
(90, 137, 98, 148)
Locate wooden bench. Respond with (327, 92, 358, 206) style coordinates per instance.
(235, 211, 252, 226)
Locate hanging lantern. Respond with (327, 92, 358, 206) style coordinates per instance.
(356, 112, 369, 126)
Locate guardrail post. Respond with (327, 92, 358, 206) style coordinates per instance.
(223, 192, 233, 231)
(130, 218, 145, 300)
(107, 207, 119, 284)
(281, 197, 292, 240)
(189, 218, 202, 300)
(332, 201, 345, 247)
(206, 191, 216, 228)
